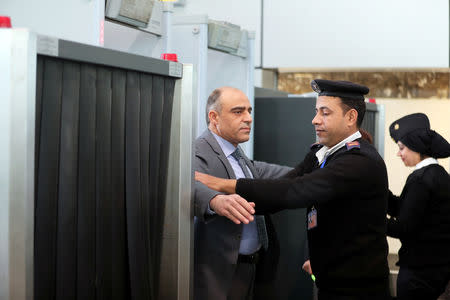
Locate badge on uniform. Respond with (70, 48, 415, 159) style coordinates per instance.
(345, 141, 360, 150)
(307, 207, 317, 230)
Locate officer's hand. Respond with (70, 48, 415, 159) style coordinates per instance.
(196, 171, 237, 194)
(302, 260, 312, 275)
(210, 194, 255, 224)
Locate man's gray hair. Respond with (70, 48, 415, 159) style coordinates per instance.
(206, 88, 222, 125)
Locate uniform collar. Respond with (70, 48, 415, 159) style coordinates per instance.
(415, 157, 438, 170)
(210, 130, 237, 158)
(315, 131, 362, 164)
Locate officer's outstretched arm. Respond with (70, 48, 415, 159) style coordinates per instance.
(195, 171, 237, 194)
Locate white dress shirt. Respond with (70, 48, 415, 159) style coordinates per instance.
(415, 157, 439, 170)
(315, 131, 362, 164)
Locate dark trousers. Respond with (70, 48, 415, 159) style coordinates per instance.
(227, 262, 256, 300)
(397, 265, 450, 300)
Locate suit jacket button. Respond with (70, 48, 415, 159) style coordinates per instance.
(237, 234, 241, 240)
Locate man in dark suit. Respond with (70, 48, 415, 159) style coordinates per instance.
(196, 80, 391, 299)
(194, 86, 291, 300)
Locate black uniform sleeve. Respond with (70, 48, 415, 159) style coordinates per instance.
(386, 178, 430, 239)
(387, 190, 400, 217)
(281, 150, 318, 179)
(237, 152, 373, 214)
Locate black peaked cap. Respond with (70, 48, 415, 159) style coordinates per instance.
(310, 79, 369, 101)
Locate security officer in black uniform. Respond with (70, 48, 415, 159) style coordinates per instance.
(196, 79, 391, 300)
(387, 113, 450, 300)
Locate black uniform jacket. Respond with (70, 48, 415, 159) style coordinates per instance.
(236, 138, 390, 295)
(387, 164, 450, 267)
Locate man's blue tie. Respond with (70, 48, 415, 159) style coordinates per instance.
(231, 147, 269, 250)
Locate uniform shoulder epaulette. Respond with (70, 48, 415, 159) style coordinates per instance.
(310, 142, 323, 150)
(345, 141, 360, 150)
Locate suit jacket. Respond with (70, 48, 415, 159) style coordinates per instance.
(194, 130, 291, 300)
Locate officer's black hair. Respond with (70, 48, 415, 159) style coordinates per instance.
(339, 97, 366, 128)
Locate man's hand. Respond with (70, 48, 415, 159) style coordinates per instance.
(210, 194, 255, 224)
(302, 260, 312, 275)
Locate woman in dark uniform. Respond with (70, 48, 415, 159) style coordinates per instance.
(388, 113, 450, 300)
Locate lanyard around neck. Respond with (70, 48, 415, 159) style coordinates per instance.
(320, 156, 327, 168)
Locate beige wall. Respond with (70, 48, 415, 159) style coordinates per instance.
(377, 99, 450, 252)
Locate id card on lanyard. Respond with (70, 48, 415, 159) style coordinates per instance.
(308, 207, 317, 230)
(308, 156, 327, 230)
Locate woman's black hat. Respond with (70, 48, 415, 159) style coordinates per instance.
(389, 113, 450, 158)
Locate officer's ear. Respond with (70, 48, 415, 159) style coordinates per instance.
(346, 108, 358, 126)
